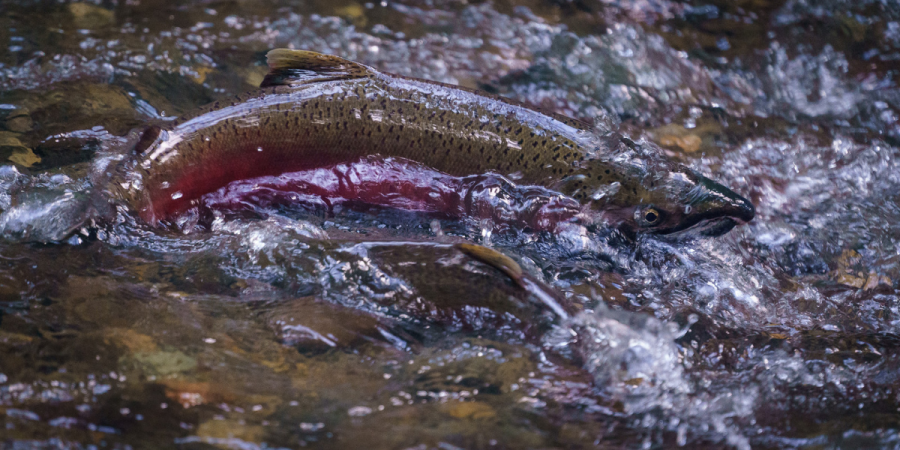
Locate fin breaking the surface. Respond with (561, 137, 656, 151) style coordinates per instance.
(456, 243, 572, 319)
(455, 243, 524, 286)
(261, 49, 374, 87)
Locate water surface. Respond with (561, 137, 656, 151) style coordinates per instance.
(2, 0, 900, 448)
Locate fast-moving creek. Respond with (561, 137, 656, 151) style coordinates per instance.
(2, 0, 900, 448)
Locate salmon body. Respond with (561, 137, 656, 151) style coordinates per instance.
(116, 50, 754, 236)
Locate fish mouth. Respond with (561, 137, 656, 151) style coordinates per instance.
(686, 217, 738, 237)
(651, 216, 737, 239)
(653, 195, 754, 238)
(725, 193, 756, 224)
(656, 185, 755, 237)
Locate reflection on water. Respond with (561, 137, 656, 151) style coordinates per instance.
(2, 0, 900, 448)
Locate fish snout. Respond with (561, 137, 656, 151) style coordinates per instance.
(697, 176, 755, 221)
(721, 190, 755, 224)
(702, 194, 754, 237)
(663, 174, 756, 237)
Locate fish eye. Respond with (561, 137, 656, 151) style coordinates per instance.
(636, 206, 664, 227)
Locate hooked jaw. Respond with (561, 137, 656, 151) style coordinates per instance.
(677, 176, 755, 237)
(597, 170, 755, 238)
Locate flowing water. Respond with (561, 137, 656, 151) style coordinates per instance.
(2, 0, 900, 448)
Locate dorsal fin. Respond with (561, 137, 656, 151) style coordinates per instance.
(261, 49, 374, 88)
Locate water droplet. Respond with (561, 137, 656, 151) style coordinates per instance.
(348, 406, 372, 417)
(430, 220, 443, 236)
(481, 220, 493, 246)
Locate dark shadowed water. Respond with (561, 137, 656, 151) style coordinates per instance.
(2, 0, 900, 448)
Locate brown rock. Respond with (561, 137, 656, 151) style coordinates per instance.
(659, 134, 702, 153)
(68, 3, 115, 29)
(8, 148, 41, 168)
(446, 401, 497, 420)
(5, 116, 33, 133)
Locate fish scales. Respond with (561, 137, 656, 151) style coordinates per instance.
(132, 78, 599, 221)
(117, 49, 754, 236)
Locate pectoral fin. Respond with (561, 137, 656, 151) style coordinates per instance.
(456, 243, 572, 319)
(455, 243, 524, 286)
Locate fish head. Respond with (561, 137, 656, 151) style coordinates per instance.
(598, 164, 755, 238)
